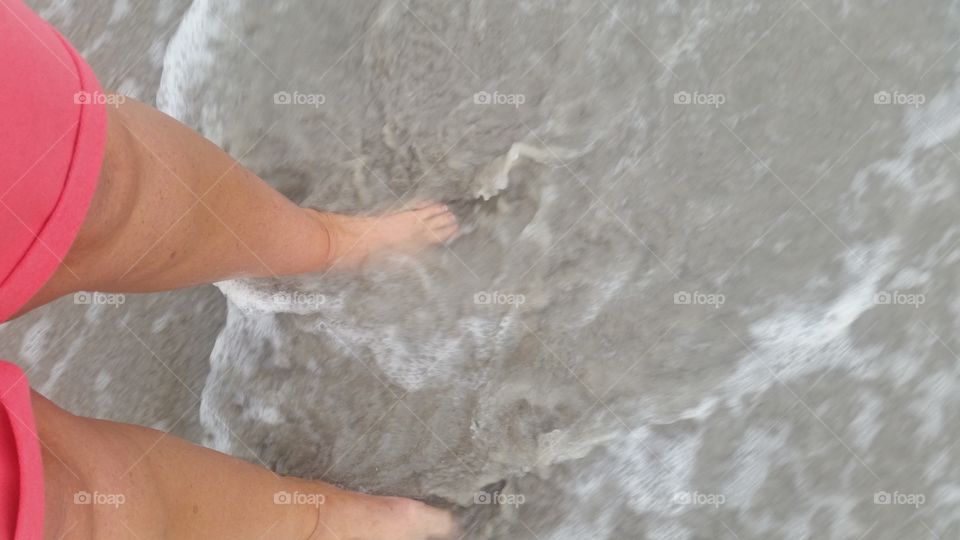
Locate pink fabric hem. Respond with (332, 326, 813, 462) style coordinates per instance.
(0, 0, 107, 323)
(0, 361, 43, 540)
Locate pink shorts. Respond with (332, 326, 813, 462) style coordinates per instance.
(1, 0, 108, 537)
(0, 0, 107, 323)
(0, 363, 43, 540)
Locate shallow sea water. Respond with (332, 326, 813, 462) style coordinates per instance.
(4, 0, 960, 538)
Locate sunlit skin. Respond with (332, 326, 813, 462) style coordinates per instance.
(19, 97, 459, 314)
(24, 97, 459, 539)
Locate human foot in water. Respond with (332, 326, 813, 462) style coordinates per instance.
(312, 202, 459, 268)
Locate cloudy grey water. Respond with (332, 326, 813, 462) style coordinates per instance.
(4, 0, 960, 538)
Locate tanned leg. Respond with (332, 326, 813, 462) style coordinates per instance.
(35, 392, 457, 539)
(16, 96, 458, 316)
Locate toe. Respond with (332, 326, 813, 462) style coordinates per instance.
(429, 211, 458, 227)
(407, 199, 440, 211)
(433, 223, 459, 243)
(416, 203, 450, 219)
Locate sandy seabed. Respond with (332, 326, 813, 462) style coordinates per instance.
(4, 1, 960, 538)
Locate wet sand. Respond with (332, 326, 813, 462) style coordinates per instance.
(3, 1, 960, 538)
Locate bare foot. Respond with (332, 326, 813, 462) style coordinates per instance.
(289, 481, 458, 540)
(313, 202, 459, 268)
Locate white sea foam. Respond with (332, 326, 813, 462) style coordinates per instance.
(108, 0, 130, 24)
(157, 0, 233, 130)
(74, 1, 960, 538)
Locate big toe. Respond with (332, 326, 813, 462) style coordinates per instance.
(412, 202, 451, 219)
(430, 216, 459, 243)
(428, 209, 458, 227)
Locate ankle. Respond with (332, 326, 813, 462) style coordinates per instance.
(304, 209, 346, 268)
(298, 504, 323, 540)
(281, 479, 340, 540)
